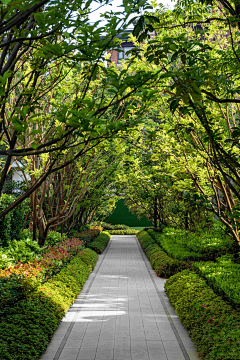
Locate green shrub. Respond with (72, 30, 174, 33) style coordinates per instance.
(109, 229, 139, 235)
(5, 238, 43, 264)
(112, 224, 129, 230)
(100, 222, 129, 231)
(148, 229, 204, 261)
(0, 195, 29, 247)
(88, 231, 110, 254)
(75, 248, 98, 268)
(0, 248, 98, 360)
(0, 274, 25, 310)
(0, 296, 64, 360)
(38, 260, 91, 311)
(0, 251, 13, 269)
(165, 270, 240, 360)
(192, 256, 240, 309)
(45, 231, 67, 247)
(79, 224, 91, 231)
(148, 227, 236, 261)
(137, 231, 189, 277)
(137, 230, 155, 251)
(100, 222, 115, 230)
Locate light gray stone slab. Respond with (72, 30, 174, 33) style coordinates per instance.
(41, 235, 199, 360)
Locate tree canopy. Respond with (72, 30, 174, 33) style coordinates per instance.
(2, 0, 240, 247)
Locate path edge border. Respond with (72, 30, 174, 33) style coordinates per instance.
(134, 235, 192, 360)
(52, 239, 112, 360)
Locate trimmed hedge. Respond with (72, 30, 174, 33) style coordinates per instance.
(0, 296, 63, 360)
(109, 229, 139, 235)
(100, 222, 129, 231)
(148, 228, 236, 262)
(148, 229, 205, 261)
(137, 231, 190, 278)
(0, 248, 98, 360)
(76, 248, 98, 268)
(148, 229, 240, 308)
(165, 270, 240, 360)
(193, 255, 240, 309)
(88, 231, 110, 254)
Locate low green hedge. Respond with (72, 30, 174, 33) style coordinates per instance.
(137, 231, 190, 277)
(88, 231, 110, 254)
(192, 255, 240, 309)
(0, 248, 98, 360)
(108, 229, 139, 235)
(148, 229, 205, 261)
(165, 270, 240, 360)
(99, 223, 129, 230)
(0, 296, 63, 360)
(76, 248, 98, 268)
(148, 227, 236, 261)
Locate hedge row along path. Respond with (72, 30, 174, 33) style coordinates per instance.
(41, 235, 199, 360)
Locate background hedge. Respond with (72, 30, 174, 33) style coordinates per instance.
(104, 199, 152, 227)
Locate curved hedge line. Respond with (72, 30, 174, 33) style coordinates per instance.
(88, 231, 110, 254)
(165, 270, 240, 360)
(137, 231, 190, 278)
(0, 248, 98, 360)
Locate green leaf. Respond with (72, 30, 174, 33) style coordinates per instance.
(31, 142, 38, 150)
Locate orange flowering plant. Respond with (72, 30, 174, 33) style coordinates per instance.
(0, 236, 85, 308)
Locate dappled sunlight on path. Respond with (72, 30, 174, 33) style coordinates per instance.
(41, 235, 200, 360)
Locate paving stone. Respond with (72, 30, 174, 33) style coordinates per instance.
(58, 347, 79, 360)
(77, 348, 97, 359)
(41, 235, 199, 360)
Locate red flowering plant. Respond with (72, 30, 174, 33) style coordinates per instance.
(0, 235, 86, 308)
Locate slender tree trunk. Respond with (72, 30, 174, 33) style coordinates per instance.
(32, 191, 37, 241)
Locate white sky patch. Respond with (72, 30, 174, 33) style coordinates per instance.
(89, 0, 175, 25)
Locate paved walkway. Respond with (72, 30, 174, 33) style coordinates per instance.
(41, 235, 199, 360)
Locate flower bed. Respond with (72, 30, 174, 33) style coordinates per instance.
(0, 230, 100, 309)
(165, 270, 240, 360)
(0, 248, 99, 360)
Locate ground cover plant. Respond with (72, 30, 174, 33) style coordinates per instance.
(88, 231, 111, 254)
(0, 230, 100, 309)
(165, 270, 240, 360)
(192, 255, 240, 309)
(148, 226, 236, 262)
(137, 231, 190, 277)
(0, 248, 98, 360)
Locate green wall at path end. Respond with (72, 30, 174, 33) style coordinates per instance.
(105, 199, 152, 227)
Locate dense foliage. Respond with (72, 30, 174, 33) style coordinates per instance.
(1, 0, 240, 358)
(165, 270, 240, 360)
(0, 248, 98, 360)
(148, 226, 237, 261)
(193, 256, 240, 309)
(88, 231, 111, 254)
(137, 230, 190, 277)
